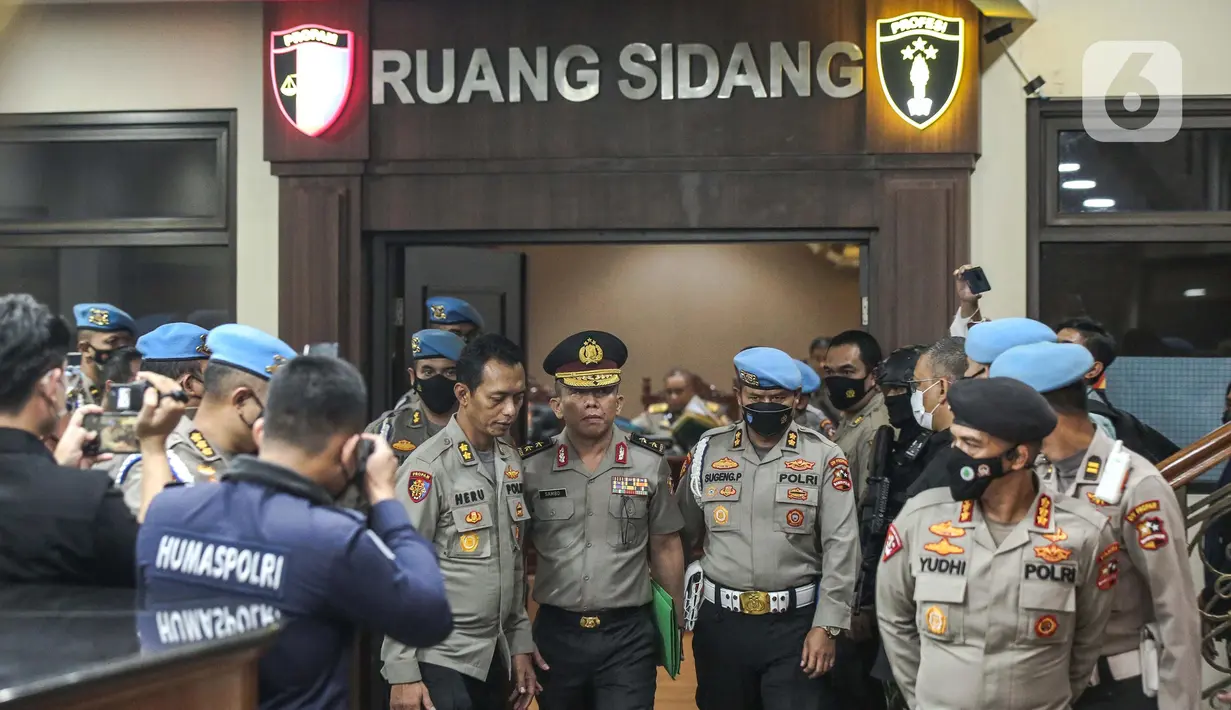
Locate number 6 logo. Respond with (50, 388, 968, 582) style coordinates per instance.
(1081, 41, 1182, 143)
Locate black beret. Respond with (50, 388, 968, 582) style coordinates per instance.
(542, 330, 628, 389)
(947, 377, 1058, 443)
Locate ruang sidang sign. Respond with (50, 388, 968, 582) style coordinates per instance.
(269, 11, 965, 138)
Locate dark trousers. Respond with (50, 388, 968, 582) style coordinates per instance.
(692, 600, 834, 710)
(826, 635, 887, 710)
(533, 604, 657, 710)
(419, 658, 509, 710)
(1074, 661, 1157, 710)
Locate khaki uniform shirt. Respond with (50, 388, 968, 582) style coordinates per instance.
(834, 391, 890, 504)
(630, 396, 726, 434)
(675, 422, 859, 630)
(877, 486, 1115, 710)
(521, 429, 683, 612)
(381, 416, 533, 684)
(1037, 429, 1200, 710)
(111, 416, 230, 514)
(365, 401, 445, 464)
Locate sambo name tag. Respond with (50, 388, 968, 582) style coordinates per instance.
(611, 476, 650, 496)
(538, 489, 567, 499)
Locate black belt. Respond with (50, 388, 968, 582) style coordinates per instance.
(538, 604, 648, 630)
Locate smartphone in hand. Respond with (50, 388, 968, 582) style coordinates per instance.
(960, 266, 992, 295)
(82, 412, 140, 454)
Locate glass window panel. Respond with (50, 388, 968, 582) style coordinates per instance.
(1038, 242, 1231, 355)
(0, 246, 232, 334)
(0, 140, 220, 223)
(1056, 129, 1231, 213)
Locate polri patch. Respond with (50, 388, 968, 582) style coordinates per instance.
(611, 476, 650, 496)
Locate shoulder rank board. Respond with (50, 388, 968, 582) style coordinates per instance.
(629, 435, 665, 455)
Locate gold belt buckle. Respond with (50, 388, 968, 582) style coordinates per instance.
(739, 591, 771, 615)
(579, 615, 601, 629)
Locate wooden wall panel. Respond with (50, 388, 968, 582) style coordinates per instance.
(368, 0, 866, 161)
(364, 169, 878, 232)
(277, 176, 365, 363)
(864, 0, 980, 154)
(873, 170, 971, 349)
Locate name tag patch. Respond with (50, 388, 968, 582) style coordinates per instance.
(1024, 562, 1076, 583)
(539, 488, 567, 499)
(611, 476, 650, 496)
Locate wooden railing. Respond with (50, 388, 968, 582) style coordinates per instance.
(1164, 421, 1231, 702)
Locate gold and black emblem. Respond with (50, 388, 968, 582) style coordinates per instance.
(876, 11, 965, 130)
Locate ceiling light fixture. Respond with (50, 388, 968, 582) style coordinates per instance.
(1083, 198, 1116, 209)
(1062, 179, 1096, 190)
(1184, 288, 1207, 298)
(1058, 162, 1081, 173)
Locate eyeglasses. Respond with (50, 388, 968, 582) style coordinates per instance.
(619, 495, 636, 548)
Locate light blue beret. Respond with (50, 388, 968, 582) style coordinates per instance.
(410, 329, 465, 362)
(205, 324, 296, 380)
(137, 323, 210, 362)
(73, 303, 135, 333)
(966, 318, 1057, 365)
(426, 297, 485, 329)
(734, 347, 802, 391)
(990, 341, 1094, 393)
(794, 359, 822, 394)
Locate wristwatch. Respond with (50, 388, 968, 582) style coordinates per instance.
(823, 626, 841, 639)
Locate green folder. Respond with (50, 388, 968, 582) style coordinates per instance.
(651, 580, 682, 678)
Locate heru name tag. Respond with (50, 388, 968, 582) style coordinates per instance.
(611, 476, 650, 496)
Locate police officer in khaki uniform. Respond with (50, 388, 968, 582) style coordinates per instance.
(383, 333, 538, 710)
(391, 297, 484, 412)
(521, 331, 685, 710)
(878, 377, 1115, 710)
(133, 323, 212, 409)
(824, 331, 890, 502)
(630, 368, 727, 455)
(113, 325, 295, 514)
(794, 359, 836, 438)
(69, 303, 136, 409)
(677, 347, 859, 710)
(991, 341, 1200, 710)
(367, 330, 465, 464)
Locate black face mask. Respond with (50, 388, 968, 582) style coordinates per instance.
(416, 375, 458, 415)
(90, 345, 116, 366)
(947, 445, 1017, 501)
(824, 376, 868, 411)
(742, 402, 794, 439)
(884, 393, 915, 429)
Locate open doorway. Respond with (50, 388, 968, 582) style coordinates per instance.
(369, 233, 871, 433)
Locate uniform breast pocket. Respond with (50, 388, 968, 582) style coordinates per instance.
(1017, 580, 1075, 646)
(449, 503, 494, 559)
(773, 484, 819, 535)
(914, 574, 967, 644)
(608, 494, 650, 548)
(529, 497, 578, 551)
(703, 480, 742, 533)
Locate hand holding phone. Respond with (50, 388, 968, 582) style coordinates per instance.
(958, 265, 992, 296)
(358, 435, 399, 504)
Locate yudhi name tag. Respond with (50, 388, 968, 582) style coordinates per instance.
(611, 476, 650, 496)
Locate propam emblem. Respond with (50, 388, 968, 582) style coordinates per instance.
(270, 24, 356, 138)
(876, 11, 965, 130)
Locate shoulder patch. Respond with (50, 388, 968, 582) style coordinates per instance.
(187, 430, 218, 460)
(629, 435, 665, 455)
(647, 402, 669, 414)
(519, 440, 554, 458)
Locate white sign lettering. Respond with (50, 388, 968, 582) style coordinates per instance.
(373, 41, 864, 105)
(154, 534, 286, 591)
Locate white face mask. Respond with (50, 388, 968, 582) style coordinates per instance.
(911, 380, 943, 430)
